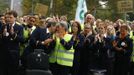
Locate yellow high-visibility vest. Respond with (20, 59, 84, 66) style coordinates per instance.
(49, 34, 74, 67)
(130, 31, 134, 62)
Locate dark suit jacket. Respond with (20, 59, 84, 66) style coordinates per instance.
(2, 23, 24, 51)
(2, 23, 24, 66)
(24, 27, 55, 54)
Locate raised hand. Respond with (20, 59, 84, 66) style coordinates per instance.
(10, 26, 14, 35)
(112, 40, 117, 47)
(42, 38, 54, 46)
(3, 26, 9, 36)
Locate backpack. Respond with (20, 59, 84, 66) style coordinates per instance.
(26, 49, 49, 70)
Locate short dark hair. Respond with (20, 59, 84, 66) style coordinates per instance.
(5, 10, 18, 18)
(0, 14, 4, 17)
(47, 21, 56, 28)
(29, 16, 36, 20)
(120, 24, 128, 31)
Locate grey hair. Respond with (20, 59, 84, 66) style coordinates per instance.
(58, 21, 68, 31)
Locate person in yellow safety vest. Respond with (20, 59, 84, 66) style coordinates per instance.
(49, 21, 75, 75)
(129, 22, 134, 75)
(20, 16, 36, 56)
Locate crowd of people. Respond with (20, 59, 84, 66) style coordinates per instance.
(0, 10, 134, 75)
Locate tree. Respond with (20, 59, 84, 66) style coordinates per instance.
(22, 0, 50, 15)
(22, 0, 32, 15)
(22, 0, 131, 21)
(51, 0, 77, 19)
(0, 0, 10, 14)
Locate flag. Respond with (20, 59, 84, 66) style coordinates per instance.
(75, 0, 87, 24)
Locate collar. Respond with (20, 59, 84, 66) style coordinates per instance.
(30, 26, 36, 34)
(31, 26, 36, 30)
(103, 33, 107, 38)
(86, 31, 92, 38)
(10, 22, 15, 27)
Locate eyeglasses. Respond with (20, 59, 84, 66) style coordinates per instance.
(98, 27, 104, 29)
(84, 27, 91, 29)
(86, 17, 92, 20)
(30, 20, 35, 22)
(0, 18, 5, 20)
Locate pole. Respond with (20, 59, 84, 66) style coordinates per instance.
(93, 7, 96, 17)
(124, 0, 127, 22)
(124, 12, 127, 22)
(93, 0, 97, 17)
(10, 0, 14, 10)
(50, 0, 53, 17)
(32, 0, 34, 15)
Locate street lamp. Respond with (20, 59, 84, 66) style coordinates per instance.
(99, 0, 108, 9)
(93, 0, 108, 17)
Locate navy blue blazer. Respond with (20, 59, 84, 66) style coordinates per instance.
(114, 35, 133, 58)
(2, 23, 24, 51)
(24, 27, 55, 54)
(0, 22, 2, 39)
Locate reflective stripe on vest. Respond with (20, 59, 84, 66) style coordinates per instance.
(49, 34, 74, 67)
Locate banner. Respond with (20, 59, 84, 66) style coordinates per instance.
(117, 0, 133, 13)
(75, 0, 87, 24)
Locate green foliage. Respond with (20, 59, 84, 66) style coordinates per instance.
(21, 0, 134, 21)
(0, 0, 10, 14)
(52, 0, 77, 19)
(22, 0, 50, 15)
(22, 0, 32, 15)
